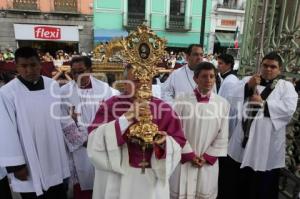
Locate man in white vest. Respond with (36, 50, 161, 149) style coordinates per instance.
(0, 47, 70, 199)
(60, 56, 117, 199)
(162, 44, 204, 104)
(227, 52, 298, 199)
(170, 62, 230, 199)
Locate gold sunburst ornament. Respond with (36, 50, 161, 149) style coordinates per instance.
(121, 24, 167, 172)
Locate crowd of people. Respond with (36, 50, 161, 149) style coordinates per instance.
(0, 45, 299, 199)
(0, 48, 15, 62)
(0, 49, 92, 63)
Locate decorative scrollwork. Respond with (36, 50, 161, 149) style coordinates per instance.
(120, 24, 167, 145)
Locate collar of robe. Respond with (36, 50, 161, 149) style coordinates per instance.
(117, 94, 156, 103)
(194, 88, 210, 103)
(17, 75, 44, 91)
(220, 69, 235, 79)
(260, 76, 277, 87)
(79, 77, 92, 89)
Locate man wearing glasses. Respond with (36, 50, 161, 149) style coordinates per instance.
(225, 52, 298, 199)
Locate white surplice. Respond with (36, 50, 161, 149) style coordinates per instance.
(162, 65, 196, 104)
(60, 76, 116, 190)
(61, 76, 116, 128)
(170, 93, 230, 199)
(0, 77, 70, 196)
(87, 119, 182, 199)
(228, 77, 298, 171)
(218, 74, 240, 138)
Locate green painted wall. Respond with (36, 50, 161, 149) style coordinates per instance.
(151, 0, 165, 13)
(94, 0, 123, 29)
(94, 13, 123, 29)
(96, 0, 122, 9)
(94, 0, 212, 51)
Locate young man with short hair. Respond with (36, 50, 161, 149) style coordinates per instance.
(227, 52, 298, 199)
(0, 47, 70, 199)
(216, 54, 240, 198)
(170, 62, 230, 199)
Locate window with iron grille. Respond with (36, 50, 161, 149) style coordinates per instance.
(54, 0, 78, 12)
(168, 0, 186, 30)
(13, 0, 38, 10)
(127, 0, 146, 28)
(170, 0, 185, 16)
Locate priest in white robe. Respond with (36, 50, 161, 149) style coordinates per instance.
(170, 62, 230, 199)
(60, 56, 117, 199)
(87, 64, 190, 199)
(216, 53, 239, 135)
(0, 47, 70, 199)
(162, 44, 203, 104)
(215, 54, 240, 198)
(227, 52, 298, 199)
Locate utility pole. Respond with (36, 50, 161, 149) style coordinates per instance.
(200, 0, 207, 46)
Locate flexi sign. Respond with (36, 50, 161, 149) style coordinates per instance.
(14, 24, 79, 41)
(34, 26, 61, 40)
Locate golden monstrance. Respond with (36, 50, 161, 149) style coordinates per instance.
(120, 25, 167, 173)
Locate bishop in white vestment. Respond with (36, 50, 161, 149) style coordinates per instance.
(170, 62, 229, 199)
(87, 65, 190, 199)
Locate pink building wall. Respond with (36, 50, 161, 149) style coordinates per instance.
(0, 0, 9, 9)
(0, 0, 93, 14)
(79, 0, 93, 14)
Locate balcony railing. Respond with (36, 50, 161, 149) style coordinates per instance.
(217, 3, 245, 10)
(124, 13, 146, 29)
(54, 0, 78, 13)
(166, 15, 192, 31)
(13, 0, 38, 10)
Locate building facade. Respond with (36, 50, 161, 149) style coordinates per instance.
(93, 0, 213, 52)
(0, 0, 93, 54)
(209, 0, 246, 54)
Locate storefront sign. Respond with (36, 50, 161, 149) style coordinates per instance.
(34, 26, 61, 40)
(221, 19, 236, 27)
(14, 24, 79, 41)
